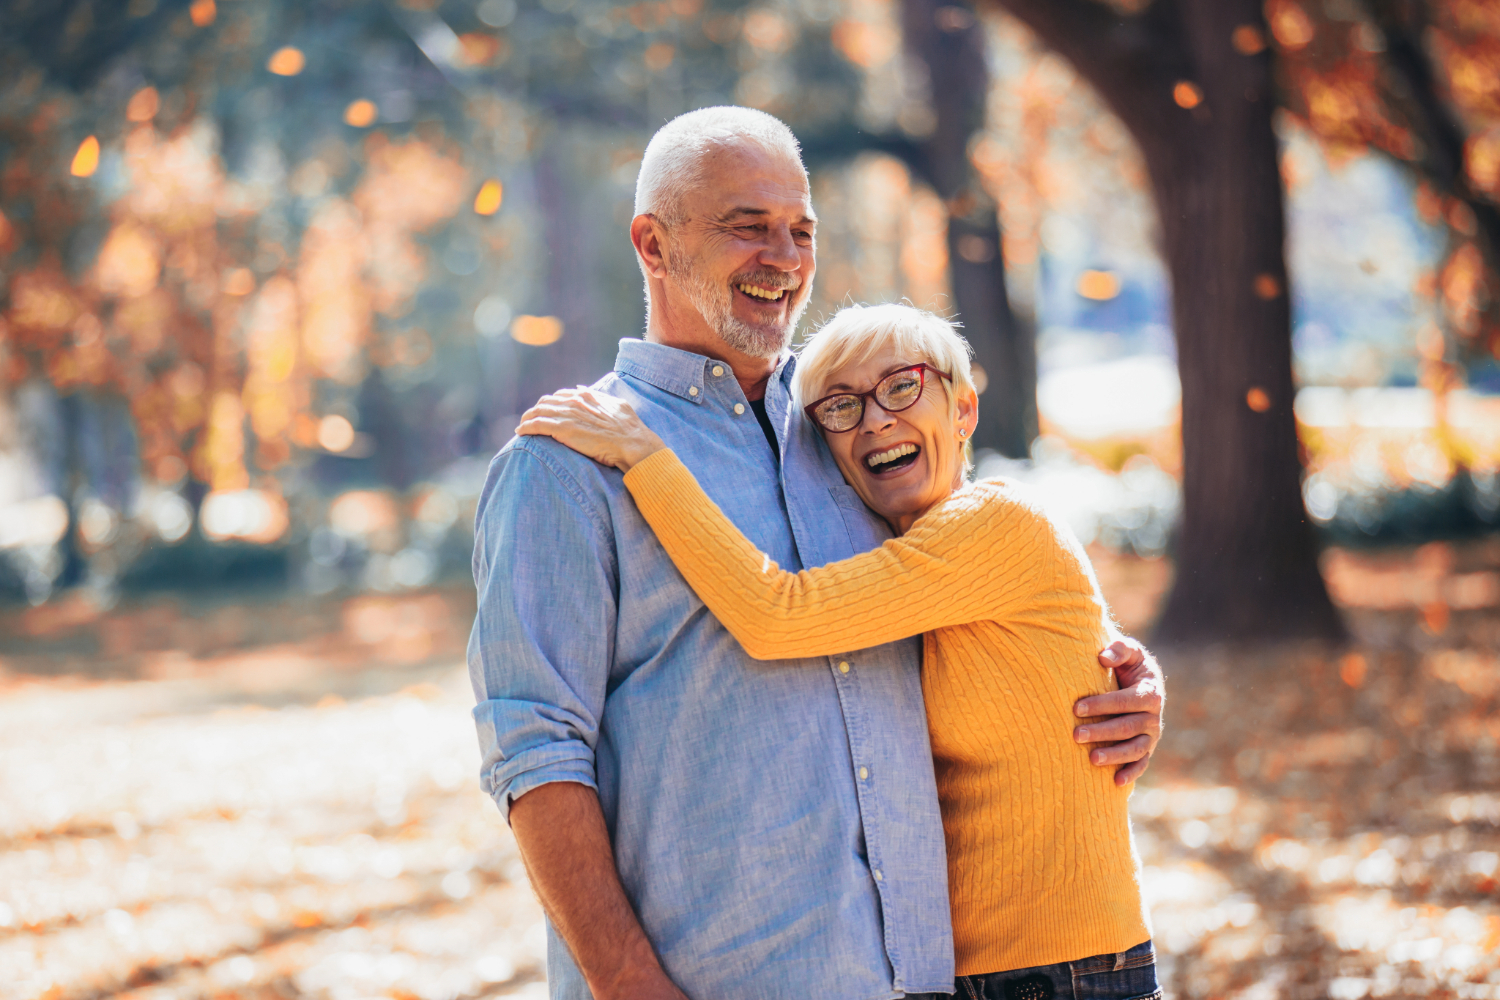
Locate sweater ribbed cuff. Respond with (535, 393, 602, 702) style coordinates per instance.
(622, 447, 689, 506)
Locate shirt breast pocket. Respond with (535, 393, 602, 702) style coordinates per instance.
(828, 484, 886, 553)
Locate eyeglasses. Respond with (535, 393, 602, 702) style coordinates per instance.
(803, 363, 953, 433)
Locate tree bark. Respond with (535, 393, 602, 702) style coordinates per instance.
(993, 0, 1346, 641)
(902, 0, 1037, 457)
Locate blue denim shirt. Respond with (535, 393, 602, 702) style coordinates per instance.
(469, 339, 954, 1000)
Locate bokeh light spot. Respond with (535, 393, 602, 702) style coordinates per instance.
(1077, 269, 1121, 301)
(473, 179, 503, 215)
(189, 0, 216, 27)
(71, 136, 100, 177)
(1173, 81, 1204, 110)
(1246, 387, 1272, 412)
(1231, 25, 1266, 55)
(268, 47, 306, 76)
(1339, 653, 1367, 687)
(126, 87, 160, 122)
(644, 42, 676, 72)
(344, 99, 378, 128)
(318, 415, 357, 453)
(222, 268, 255, 296)
(510, 315, 563, 346)
(971, 363, 989, 396)
(1254, 273, 1282, 299)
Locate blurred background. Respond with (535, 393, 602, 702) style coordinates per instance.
(2, 0, 1499, 998)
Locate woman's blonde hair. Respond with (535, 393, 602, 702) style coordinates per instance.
(792, 302, 978, 469)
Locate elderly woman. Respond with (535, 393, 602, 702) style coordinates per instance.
(518, 303, 1158, 1000)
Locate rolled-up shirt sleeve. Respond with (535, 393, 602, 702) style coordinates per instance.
(467, 443, 617, 821)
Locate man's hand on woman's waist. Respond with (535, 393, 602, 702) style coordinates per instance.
(1074, 637, 1165, 786)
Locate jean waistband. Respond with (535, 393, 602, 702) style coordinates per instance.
(1068, 940, 1155, 976)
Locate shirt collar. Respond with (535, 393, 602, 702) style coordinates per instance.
(614, 338, 794, 404)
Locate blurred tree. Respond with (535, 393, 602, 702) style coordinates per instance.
(1268, 0, 1500, 385)
(901, 0, 1036, 456)
(994, 0, 1347, 641)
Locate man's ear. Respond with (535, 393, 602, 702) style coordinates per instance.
(631, 214, 670, 280)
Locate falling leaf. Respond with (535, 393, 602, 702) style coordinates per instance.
(1173, 81, 1204, 109)
(267, 47, 306, 76)
(473, 179, 503, 215)
(1077, 269, 1121, 300)
(1254, 273, 1282, 299)
(344, 99, 377, 127)
(126, 86, 160, 122)
(510, 315, 562, 346)
(70, 136, 100, 177)
(1232, 25, 1266, 55)
(1339, 653, 1367, 687)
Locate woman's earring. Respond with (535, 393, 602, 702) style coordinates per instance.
(958, 428, 968, 439)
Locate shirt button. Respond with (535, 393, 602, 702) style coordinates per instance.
(712, 365, 725, 377)
(688, 386, 699, 397)
(858, 766, 869, 780)
(873, 869, 883, 882)
(838, 660, 850, 673)
(734, 403, 745, 415)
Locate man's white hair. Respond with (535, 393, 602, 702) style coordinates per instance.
(634, 106, 806, 227)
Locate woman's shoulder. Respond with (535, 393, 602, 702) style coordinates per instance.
(956, 477, 1079, 541)
(966, 475, 1051, 515)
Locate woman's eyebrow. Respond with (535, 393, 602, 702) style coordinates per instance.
(824, 363, 918, 394)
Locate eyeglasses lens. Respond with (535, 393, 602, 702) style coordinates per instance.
(814, 395, 863, 432)
(876, 370, 924, 411)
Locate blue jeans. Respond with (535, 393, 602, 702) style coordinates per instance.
(910, 941, 1161, 1000)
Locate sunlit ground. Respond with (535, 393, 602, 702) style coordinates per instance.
(2, 542, 1499, 1000)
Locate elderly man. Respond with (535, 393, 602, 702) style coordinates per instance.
(468, 106, 1164, 1000)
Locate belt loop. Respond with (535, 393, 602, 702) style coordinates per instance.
(1113, 951, 1127, 972)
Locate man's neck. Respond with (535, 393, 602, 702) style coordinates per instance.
(645, 315, 781, 402)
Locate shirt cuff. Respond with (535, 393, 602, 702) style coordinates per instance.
(482, 741, 598, 822)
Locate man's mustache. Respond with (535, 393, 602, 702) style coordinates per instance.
(730, 270, 802, 292)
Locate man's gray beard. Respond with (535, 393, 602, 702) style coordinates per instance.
(667, 250, 807, 360)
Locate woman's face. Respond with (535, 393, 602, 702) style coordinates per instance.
(815, 345, 978, 534)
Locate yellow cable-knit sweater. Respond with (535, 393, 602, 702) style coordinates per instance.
(622, 449, 1151, 975)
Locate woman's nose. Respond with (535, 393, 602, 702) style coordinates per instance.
(861, 402, 897, 433)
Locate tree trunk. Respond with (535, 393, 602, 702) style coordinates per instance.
(992, 0, 1345, 641)
(902, 0, 1037, 457)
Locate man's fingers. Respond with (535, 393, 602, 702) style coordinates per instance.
(1098, 638, 1142, 669)
(1114, 755, 1152, 785)
(1075, 685, 1164, 719)
(1085, 734, 1151, 768)
(1074, 711, 1159, 745)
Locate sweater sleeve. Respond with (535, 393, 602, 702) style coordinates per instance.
(621, 448, 1052, 660)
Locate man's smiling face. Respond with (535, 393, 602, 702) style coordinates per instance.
(662, 142, 816, 359)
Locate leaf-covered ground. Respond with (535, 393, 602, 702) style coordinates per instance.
(1, 540, 1498, 1000)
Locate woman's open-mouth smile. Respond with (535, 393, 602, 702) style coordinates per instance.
(862, 442, 922, 478)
